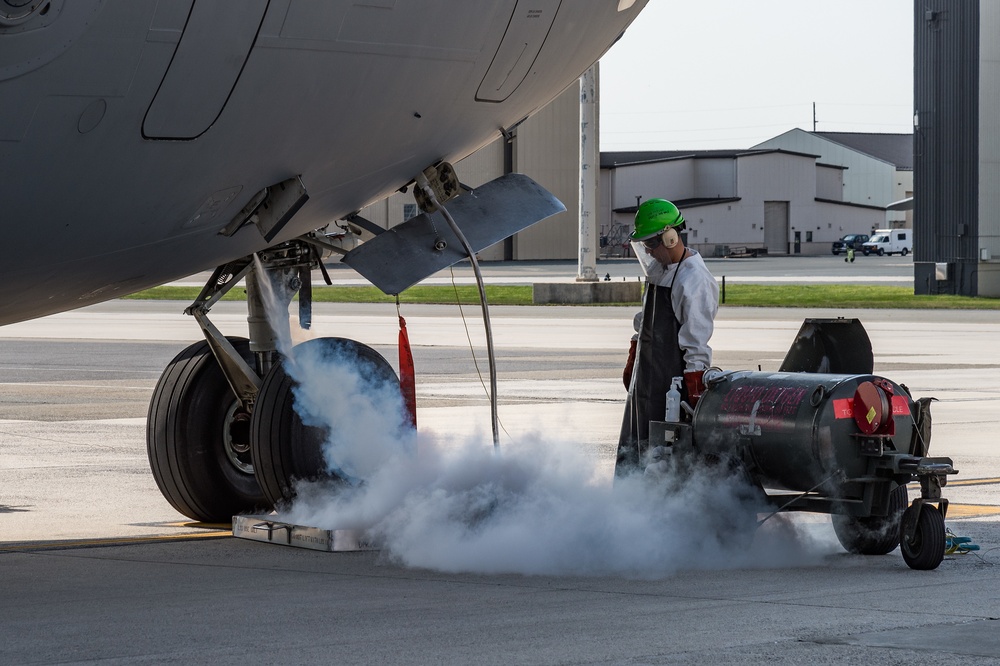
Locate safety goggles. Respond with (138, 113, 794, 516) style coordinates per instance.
(641, 234, 663, 250)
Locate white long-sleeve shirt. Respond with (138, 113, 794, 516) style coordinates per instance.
(640, 250, 719, 372)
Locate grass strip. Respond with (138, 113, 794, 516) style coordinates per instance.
(122, 283, 1000, 309)
(719, 284, 1000, 309)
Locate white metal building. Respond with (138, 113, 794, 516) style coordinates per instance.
(600, 149, 885, 257)
(753, 130, 913, 228)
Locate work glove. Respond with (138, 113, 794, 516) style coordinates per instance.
(684, 370, 706, 406)
(643, 446, 671, 479)
(623, 338, 637, 390)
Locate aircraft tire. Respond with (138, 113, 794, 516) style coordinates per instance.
(900, 503, 945, 570)
(250, 337, 398, 507)
(832, 483, 907, 555)
(146, 338, 271, 522)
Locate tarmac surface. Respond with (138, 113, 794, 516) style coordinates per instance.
(3, 256, 1000, 664)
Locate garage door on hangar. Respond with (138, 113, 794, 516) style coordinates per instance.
(764, 200, 789, 255)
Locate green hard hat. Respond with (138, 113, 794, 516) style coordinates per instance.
(630, 199, 685, 240)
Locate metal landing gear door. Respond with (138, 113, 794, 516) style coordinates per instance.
(342, 173, 565, 295)
(476, 0, 562, 102)
(143, 0, 268, 139)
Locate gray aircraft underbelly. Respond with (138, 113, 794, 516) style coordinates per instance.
(0, 0, 647, 325)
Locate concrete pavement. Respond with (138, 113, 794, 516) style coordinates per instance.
(2, 276, 1000, 663)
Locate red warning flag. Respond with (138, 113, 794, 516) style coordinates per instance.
(398, 315, 417, 428)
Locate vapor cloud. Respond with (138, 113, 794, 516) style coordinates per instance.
(276, 349, 836, 577)
(258, 265, 837, 577)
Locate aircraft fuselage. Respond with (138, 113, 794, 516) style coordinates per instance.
(0, 0, 647, 324)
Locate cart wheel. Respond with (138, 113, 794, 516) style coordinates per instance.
(900, 504, 946, 570)
(832, 483, 907, 555)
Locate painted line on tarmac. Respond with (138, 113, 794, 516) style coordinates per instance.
(948, 477, 1000, 488)
(948, 504, 1000, 518)
(0, 530, 230, 552)
(165, 521, 232, 530)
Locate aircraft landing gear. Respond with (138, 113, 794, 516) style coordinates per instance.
(145, 230, 398, 522)
(147, 337, 270, 522)
(250, 336, 398, 508)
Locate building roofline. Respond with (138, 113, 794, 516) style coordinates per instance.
(815, 197, 885, 211)
(612, 197, 742, 214)
(760, 128, 913, 169)
(602, 148, 820, 168)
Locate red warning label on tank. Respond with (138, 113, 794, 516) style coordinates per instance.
(833, 396, 910, 418)
(832, 398, 854, 419)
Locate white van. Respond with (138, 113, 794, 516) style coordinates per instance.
(861, 229, 912, 256)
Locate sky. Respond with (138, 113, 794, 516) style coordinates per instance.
(598, 0, 914, 151)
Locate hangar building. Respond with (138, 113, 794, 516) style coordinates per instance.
(599, 148, 886, 257)
(754, 130, 913, 229)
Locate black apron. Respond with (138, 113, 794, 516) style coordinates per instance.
(616, 267, 688, 476)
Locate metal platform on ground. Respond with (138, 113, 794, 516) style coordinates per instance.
(232, 515, 376, 552)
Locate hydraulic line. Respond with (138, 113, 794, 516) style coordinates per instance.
(415, 173, 500, 451)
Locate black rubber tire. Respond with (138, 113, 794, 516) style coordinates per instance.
(900, 503, 946, 570)
(147, 338, 270, 522)
(250, 337, 399, 507)
(863, 249, 870, 256)
(877, 248, 885, 256)
(901, 248, 909, 256)
(832, 483, 908, 555)
(832, 249, 839, 255)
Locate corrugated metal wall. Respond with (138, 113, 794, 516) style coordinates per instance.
(913, 0, 980, 295)
(978, 2, 1000, 295)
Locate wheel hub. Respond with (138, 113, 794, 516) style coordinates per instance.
(224, 403, 255, 475)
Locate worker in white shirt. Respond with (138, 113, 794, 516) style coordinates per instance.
(618, 198, 719, 476)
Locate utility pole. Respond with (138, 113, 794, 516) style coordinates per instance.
(577, 64, 598, 282)
(813, 102, 817, 132)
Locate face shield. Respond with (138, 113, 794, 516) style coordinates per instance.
(631, 240, 663, 278)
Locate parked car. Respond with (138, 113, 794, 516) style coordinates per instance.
(831, 234, 869, 255)
(862, 229, 912, 256)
